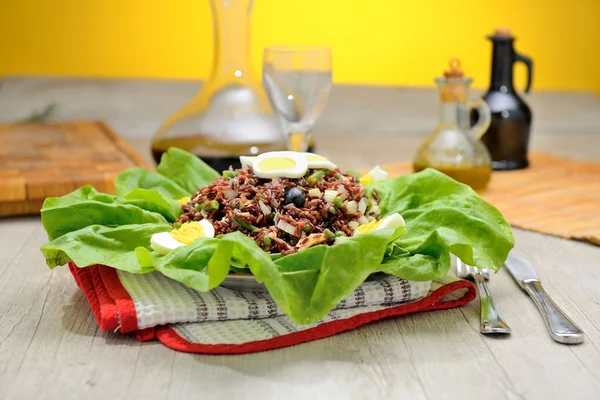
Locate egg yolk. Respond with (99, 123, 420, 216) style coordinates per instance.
(356, 218, 385, 234)
(359, 175, 374, 184)
(177, 196, 192, 205)
(170, 222, 205, 245)
(257, 157, 297, 171)
(306, 154, 328, 162)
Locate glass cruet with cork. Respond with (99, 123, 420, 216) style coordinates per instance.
(413, 58, 493, 192)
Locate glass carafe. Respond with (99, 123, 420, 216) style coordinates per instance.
(151, 0, 283, 172)
(413, 74, 493, 192)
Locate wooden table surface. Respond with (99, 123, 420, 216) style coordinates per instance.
(1, 78, 599, 400)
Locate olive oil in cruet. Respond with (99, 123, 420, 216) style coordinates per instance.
(413, 58, 493, 192)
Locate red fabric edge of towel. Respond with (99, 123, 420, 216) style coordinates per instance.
(69, 263, 118, 331)
(154, 279, 476, 355)
(97, 267, 138, 333)
(136, 328, 157, 342)
(68, 263, 138, 333)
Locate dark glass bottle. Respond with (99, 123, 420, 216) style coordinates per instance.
(479, 29, 533, 170)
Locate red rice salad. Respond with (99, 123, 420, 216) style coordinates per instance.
(176, 166, 382, 255)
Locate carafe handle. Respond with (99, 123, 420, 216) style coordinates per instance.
(515, 52, 533, 93)
(468, 98, 491, 139)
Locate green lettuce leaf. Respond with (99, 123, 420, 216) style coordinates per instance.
(123, 188, 182, 221)
(41, 186, 168, 240)
(371, 168, 514, 280)
(156, 147, 220, 194)
(379, 244, 450, 281)
(41, 223, 171, 273)
(136, 229, 395, 324)
(115, 167, 189, 199)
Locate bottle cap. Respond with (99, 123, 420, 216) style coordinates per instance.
(444, 57, 464, 79)
(441, 58, 467, 102)
(494, 27, 512, 37)
(489, 27, 515, 41)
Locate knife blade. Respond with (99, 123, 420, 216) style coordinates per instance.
(505, 252, 584, 344)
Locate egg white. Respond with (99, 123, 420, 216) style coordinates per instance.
(240, 156, 255, 169)
(150, 220, 215, 256)
(302, 153, 337, 170)
(354, 212, 405, 236)
(150, 232, 185, 255)
(196, 219, 216, 238)
(367, 165, 388, 181)
(377, 213, 405, 230)
(252, 151, 308, 179)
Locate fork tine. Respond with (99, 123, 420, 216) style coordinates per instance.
(480, 268, 490, 280)
(457, 259, 491, 281)
(455, 257, 467, 278)
(470, 265, 490, 280)
(463, 262, 473, 274)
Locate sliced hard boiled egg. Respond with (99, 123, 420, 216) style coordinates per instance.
(177, 196, 192, 205)
(355, 213, 405, 235)
(170, 219, 215, 244)
(252, 151, 308, 179)
(150, 232, 185, 255)
(150, 220, 215, 255)
(359, 165, 388, 184)
(368, 166, 389, 181)
(302, 153, 337, 170)
(359, 175, 374, 184)
(240, 156, 256, 169)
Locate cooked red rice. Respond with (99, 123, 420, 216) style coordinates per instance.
(177, 168, 376, 254)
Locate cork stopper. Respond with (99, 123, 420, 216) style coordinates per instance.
(443, 57, 464, 79)
(489, 28, 515, 41)
(440, 58, 467, 102)
(493, 27, 513, 37)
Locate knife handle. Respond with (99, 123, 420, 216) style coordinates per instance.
(523, 281, 584, 344)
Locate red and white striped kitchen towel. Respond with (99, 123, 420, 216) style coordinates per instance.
(68, 262, 476, 354)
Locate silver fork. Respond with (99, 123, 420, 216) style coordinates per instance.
(456, 258, 511, 334)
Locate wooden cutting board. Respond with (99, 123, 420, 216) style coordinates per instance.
(384, 153, 600, 246)
(0, 121, 152, 217)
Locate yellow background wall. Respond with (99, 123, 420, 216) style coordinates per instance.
(1, 0, 598, 92)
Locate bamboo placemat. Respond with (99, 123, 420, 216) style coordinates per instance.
(384, 153, 600, 246)
(0, 121, 152, 218)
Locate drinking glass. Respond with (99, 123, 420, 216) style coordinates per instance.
(263, 46, 332, 152)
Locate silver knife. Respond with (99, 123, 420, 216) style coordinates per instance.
(504, 252, 584, 344)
